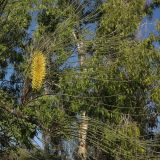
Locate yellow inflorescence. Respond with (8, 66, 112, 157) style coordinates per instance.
(31, 51, 46, 90)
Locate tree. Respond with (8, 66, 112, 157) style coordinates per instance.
(0, 0, 160, 160)
(0, 1, 37, 157)
(34, 0, 160, 159)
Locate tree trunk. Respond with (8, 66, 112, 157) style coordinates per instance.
(43, 131, 50, 156)
(43, 84, 51, 158)
(77, 112, 88, 160)
(73, 31, 88, 160)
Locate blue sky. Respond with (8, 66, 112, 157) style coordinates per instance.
(138, 7, 160, 49)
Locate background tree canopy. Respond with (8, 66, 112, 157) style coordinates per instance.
(0, 0, 160, 160)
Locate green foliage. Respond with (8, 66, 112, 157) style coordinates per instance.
(0, 0, 160, 159)
(99, 0, 146, 36)
(103, 122, 146, 160)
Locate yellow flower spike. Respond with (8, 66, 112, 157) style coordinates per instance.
(31, 51, 46, 90)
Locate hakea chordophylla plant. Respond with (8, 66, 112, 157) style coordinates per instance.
(31, 51, 46, 90)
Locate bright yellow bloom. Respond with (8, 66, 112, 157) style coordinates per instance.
(31, 51, 46, 90)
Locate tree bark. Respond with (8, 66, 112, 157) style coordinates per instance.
(73, 31, 88, 160)
(43, 131, 50, 156)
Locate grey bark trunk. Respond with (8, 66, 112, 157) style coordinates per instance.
(43, 85, 51, 158)
(43, 131, 50, 156)
(73, 31, 89, 160)
(77, 112, 88, 160)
